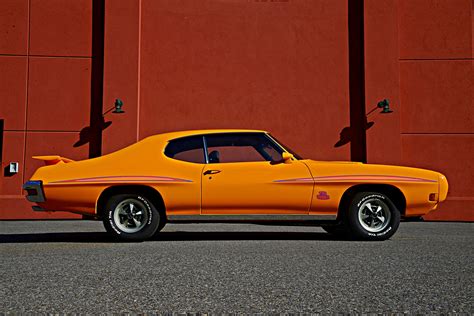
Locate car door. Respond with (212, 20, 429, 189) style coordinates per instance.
(201, 133, 314, 215)
(162, 135, 207, 215)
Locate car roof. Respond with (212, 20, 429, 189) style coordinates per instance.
(148, 129, 268, 141)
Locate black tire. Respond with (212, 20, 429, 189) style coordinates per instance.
(152, 220, 167, 238)
(321, 224, 348, 237)
(346, 192, 400, 241)
(157, 220, 166, 232)
(102, 194, 161, 241)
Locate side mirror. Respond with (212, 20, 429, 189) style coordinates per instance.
(282, 152, 294, 164)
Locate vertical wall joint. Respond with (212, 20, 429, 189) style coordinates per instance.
(89, 0, 106, 158)
(348, 0, 367, 163)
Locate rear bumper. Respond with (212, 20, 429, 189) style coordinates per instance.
(438, 174, 448, 202)
(22, 180, 46, 203)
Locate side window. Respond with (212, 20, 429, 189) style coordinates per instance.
(261, 144, 283, 162)
(165, 136, 205, 164)
(205, 133, 283, 163)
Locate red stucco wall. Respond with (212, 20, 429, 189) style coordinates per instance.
(364, 0, 473, 221)
(0, 0, 472, 221)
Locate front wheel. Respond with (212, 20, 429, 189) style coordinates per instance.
(347, 192, 400, 241)
(321, 224, 348, 237)
(103, 194, 161, 241)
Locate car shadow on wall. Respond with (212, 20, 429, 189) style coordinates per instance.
(0, 231, 345, 243)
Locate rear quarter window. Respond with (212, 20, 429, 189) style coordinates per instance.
(164, 136, 205, 164)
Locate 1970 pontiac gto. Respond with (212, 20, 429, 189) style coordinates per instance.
(23, 129, 448, 241)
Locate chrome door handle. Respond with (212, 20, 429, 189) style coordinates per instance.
(203, 170, 221, 175)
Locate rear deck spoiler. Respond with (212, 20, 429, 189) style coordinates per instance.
(33, 155, 75, 166)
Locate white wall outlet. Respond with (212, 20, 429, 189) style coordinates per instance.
(9, 162, 19, 174)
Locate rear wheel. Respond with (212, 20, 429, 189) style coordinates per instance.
(152, 220, 167, 238)
(103, 194, 161, 241)
(346, 192, 400, 241)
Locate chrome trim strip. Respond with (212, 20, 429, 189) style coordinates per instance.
(168, 214, 336, 222)
(202, 135, 209, 164)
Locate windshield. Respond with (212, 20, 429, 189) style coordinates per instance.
(266, 134, 304, 160)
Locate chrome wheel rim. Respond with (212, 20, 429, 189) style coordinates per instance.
(113, 198, 149, 233)
(358, 198, 391, 233)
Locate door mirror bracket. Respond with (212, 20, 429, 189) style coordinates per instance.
(282, 152, 294, 164)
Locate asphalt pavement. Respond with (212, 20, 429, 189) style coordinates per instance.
(0, 220, 472, 314)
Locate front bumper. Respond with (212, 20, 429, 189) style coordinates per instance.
(23, 180, 46, 203)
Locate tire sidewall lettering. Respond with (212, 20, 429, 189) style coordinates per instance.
(108, 210, 121, 235)
(357, 194, 386, 208)
(367, 226, 392, 237)
(376, 226, 392, 237)
(137, 196, 153, 225)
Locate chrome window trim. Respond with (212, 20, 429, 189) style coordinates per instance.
(264, 133, 287, 155)
(265, 133, 302, 160)
(202, 135, 209, 164)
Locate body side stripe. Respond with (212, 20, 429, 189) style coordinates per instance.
(273, 178, 314, 183)
(48, 175, 193, 184)
(313, 175, 437, 182)
(274, 175, 436, 183)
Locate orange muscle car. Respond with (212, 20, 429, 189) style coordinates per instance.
(23, 129, 448, 241)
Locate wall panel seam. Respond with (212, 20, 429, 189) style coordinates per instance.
(5, 130, 81, 133)
(401, 133, 474, 135)
(22, 0, 32, 186)
(399, 58, 473, 61)
(0, 54, 92, 59)
(136, 0, 142, 142)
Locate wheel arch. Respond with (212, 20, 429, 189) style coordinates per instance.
(338, 184, 406, 220)
(96, 185, 166, 219)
